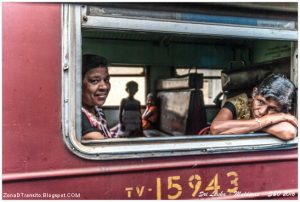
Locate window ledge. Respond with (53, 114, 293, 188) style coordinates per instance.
(73, 133, 298, 160)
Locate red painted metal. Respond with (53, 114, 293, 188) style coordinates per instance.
(2, 160, 298, 200)
(2, 2, 298, 200)
(208, 189, 298, 200)
(3, 152, 297, 182)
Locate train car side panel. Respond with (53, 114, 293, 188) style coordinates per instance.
(2, 3, 65, 173)
(3, 157, 297, 199)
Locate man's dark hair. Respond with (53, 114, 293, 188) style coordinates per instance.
(82, 54, 108, 79)
(253, 74, 296, 112)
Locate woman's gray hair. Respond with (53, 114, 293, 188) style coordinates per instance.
(253, 74, 296, 112)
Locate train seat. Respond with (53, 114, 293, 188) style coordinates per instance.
(155, 73, 207, 135)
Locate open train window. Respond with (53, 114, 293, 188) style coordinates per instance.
(104, 66, 146, 106)
(62, 4, 298, 160)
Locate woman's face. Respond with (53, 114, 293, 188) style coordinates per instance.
(82, 67, 110, 108)
(146, 96, 154, 106)
(251, 95, 282, 118)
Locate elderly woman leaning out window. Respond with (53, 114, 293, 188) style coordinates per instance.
(210, 74, 297, 140)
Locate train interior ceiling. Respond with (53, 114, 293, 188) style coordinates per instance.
(81, 3, 296, 138)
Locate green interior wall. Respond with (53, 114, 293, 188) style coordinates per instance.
(252, 40, 291, 64)
(82, 38, 235, 67)
(82, 38, 239, 92)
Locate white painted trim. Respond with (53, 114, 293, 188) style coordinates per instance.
(82, 15, 297, 41)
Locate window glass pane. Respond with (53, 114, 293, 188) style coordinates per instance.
(108, 66, 144, 75)
(104, 76, 146, 106)
(203, 79, 222, 105)
(176, 68, 222, 77)
(175, 68, 222, 105)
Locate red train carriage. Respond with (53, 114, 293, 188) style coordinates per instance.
(2, 2, 298, 200)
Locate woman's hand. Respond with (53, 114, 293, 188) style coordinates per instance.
(260, 113, 298, 128)
(82, 131, 105, 140)
(260, 113, 298, 141)
(283, 114, 298, 127)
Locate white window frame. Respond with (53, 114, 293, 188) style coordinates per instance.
(61, 4, 298, 160)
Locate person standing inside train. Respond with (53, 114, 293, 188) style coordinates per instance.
(81, 54, 115, 140)
(118, 81, 142, 137)
(210, 74, 297, 140)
